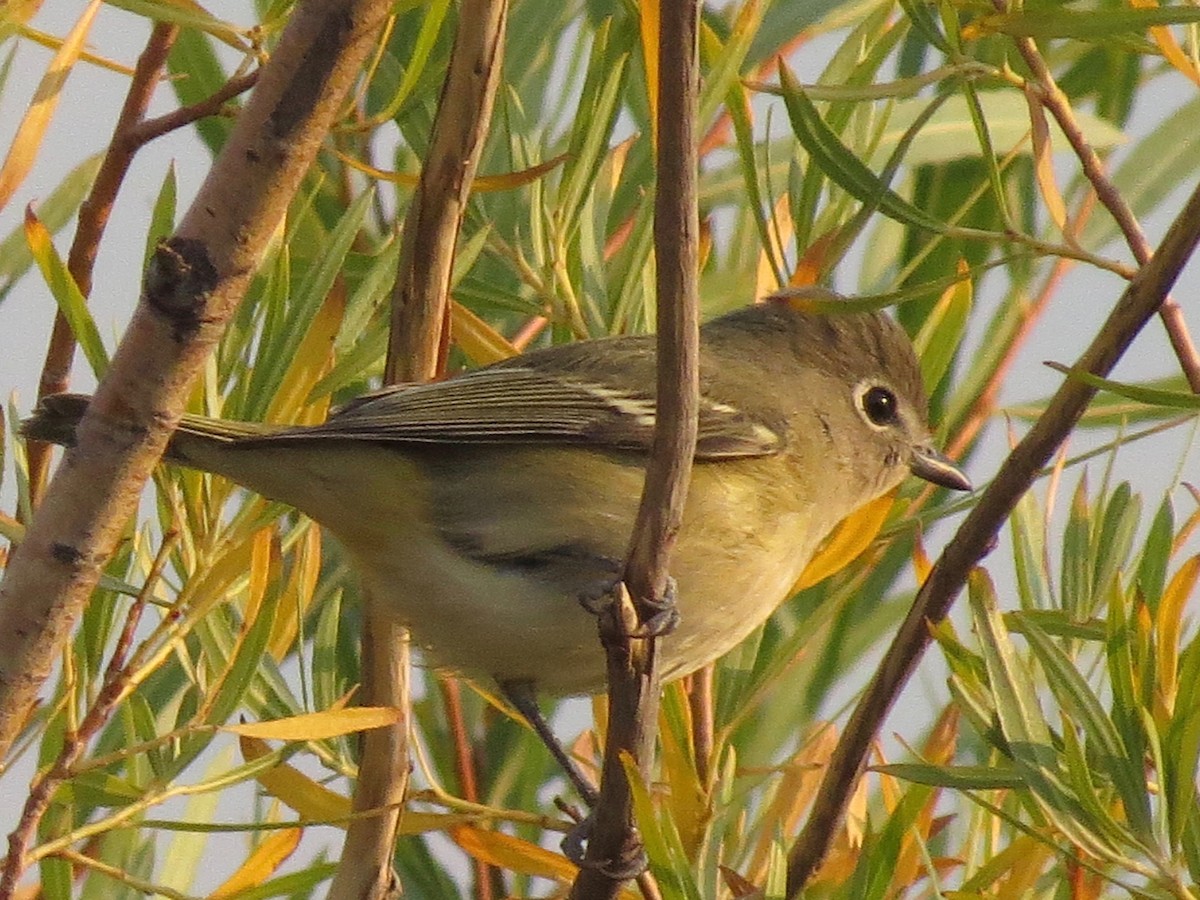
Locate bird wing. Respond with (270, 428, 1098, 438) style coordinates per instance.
(238, 358, 785, 460)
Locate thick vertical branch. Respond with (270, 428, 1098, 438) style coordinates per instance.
(785, 177, 1200, 895)
(0, 0, 394, 762)
(385, 0, 508, 382)
(331, 1, 508, 897)
(569, 0, 700, 896)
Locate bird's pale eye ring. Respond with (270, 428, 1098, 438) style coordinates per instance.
(856, 382, 899, 429)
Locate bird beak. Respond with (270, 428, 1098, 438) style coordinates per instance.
(910, 444, 971, 491)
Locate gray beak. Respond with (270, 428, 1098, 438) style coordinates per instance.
(911, 444, 971, 491)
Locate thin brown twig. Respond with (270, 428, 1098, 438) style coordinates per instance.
(569, 0, 700, 895)
(438, 677, 497, 900)
(26, 23, 179, 502)
(999, 3, 1200, 392)
(687, 666, 714, 787)
(785, 175, 1200, 895)
(946, 192, 1098, 460)
(0, 531, 176, 898)
(129, 71, 260, 146)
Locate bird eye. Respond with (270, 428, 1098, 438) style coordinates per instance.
(860, 385, 899, 427)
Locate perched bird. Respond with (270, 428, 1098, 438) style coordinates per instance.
(24, 290, 968, 800)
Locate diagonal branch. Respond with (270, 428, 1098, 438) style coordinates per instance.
(785, 175, 1200, 895)
(0, 0, 395, 762)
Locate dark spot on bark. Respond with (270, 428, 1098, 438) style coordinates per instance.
(143, 237, 219, 341)
(51, 542, 84, 566)
(245, 147, 261, 163)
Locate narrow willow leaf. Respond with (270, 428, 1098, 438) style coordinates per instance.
(1022, 617, 1153, 838)
(0, 154, 101, 302)
(873, 763, 1024, 790)
(911, 269, 971, 396)
(621, 751, 706, 900)
(143, 162, 177, 270)
(0, 0, 101, 211)
(223, 706, 403, 741)
(1137, 496, 1174, 612)
(1046, 361, 1200, 409)
(778, 65, 947, 235)
(971, 6, 1200, 40)
(24, 207, 109, 377)
(209, 827, 303, 899)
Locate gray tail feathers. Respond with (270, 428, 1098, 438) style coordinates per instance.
(21, 393, 92, 447)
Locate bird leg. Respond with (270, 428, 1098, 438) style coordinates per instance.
(499, 680, 598, 808)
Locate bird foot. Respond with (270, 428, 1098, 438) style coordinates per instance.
(578, 574, 679, 639)
(561, 813, 648, 880)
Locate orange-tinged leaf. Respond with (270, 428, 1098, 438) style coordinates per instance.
(451, 299, 519, 365)
(266, 278, 346, 426)
(755, 192, 792, 298)
(225, 706, 404, 741)
(1024, 85, 1068, 235)
(890, 707, 958, 891)
(747, 725, 836, 882)
(269, 523, 321, 660)
(0, 0, 101, 213)
(1130, 0, 1200, 87)
(209, 827, 303, 898)
(1156, 554, 1200, 717)
(912, 531, 932, 583)
(793, 492, 894, 591)
(451, 825, 577, 882)
(243, 526, 273, 627)
(639, 0, 660, 144)
(658, 682, 706, 857)
(334, 149, 569, 193)
(791, 231, 836, 288)
(240, 735, 353, 822)
(719, 865, 761, 897)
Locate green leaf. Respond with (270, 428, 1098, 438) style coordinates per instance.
(0, 155, 102, 302)
(778, 64, 948, 235)
(24, 208, 109, 378)
(975, 7, 1200, 40)
(874, 762, 1025, 790)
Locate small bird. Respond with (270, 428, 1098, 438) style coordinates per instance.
(24, 290, 968, 799)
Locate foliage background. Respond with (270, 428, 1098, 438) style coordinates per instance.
(2, 0, 1200, 897)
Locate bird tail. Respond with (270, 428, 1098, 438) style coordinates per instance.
(21, 393, 279, 463)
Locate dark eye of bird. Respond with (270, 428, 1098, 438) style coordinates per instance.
(861, 385, 898, 426)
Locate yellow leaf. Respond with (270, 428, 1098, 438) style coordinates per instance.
(658, 682, 706, 857)
(1024, 85, 1068, 235)
(639, 0, 659, 144)
(451, 825, 577, 882)
(209, 827, 302, 898)
(240, 735, 353, 822)
(451, 299, 518, 365)
(793, 492, 895, 591)
(1130, 0, 1200, 87)
(268, 523, 322, 660)
(334, 149, 569, 193)
(225, 706, 404, 741)
(0, 0, 101, 213)
(243, 526, 274, 627)
(754, 191, 792, 299)
(1156, 555, 1200, 718)
(265, 278, 345, 426)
